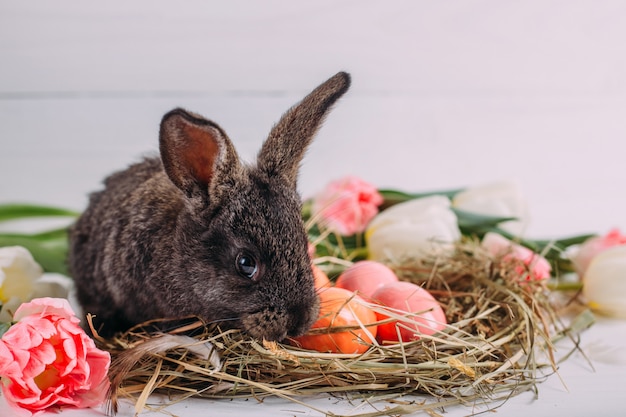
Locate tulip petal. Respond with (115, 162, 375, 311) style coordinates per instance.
(452, 181, 528, 236)
(366, 196, 460, 261)
(583, 246, 626, 318)
(0, 298, 111, 414)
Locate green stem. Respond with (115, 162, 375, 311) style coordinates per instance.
(547, 281, 583, 292)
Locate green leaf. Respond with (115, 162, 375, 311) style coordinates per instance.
(0, 227, 70, 241)
(307, 223, 368, 262)
(379, 188, 464, 200)
(534, 233, 596, 250)
(0, 204, 79, 223)
(0, 204, 76, 275)
(452, 208, 517, 232)
(378, 188, 464, 209)
(301, 199, 313, 222)
(0, 234, 69, 275)
(0, 322, 11, 338)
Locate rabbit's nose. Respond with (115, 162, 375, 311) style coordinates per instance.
(241, 309, 289, 341)
(286, 295, 320, 338)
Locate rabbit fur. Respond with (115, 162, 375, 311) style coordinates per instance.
(68, 72, 351, 341)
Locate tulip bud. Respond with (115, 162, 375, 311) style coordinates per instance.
(583, 245, 626, 318)
(0, 246, 72, 323)
(571, 229, 626, 278)
(452, 181, 528, 236)
(366, 196, 461, 261)
(481, 232, 551, 281)
(0, 246, 43, 303)
(311, 176, 383, 236)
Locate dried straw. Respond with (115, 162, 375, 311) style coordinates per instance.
(99, 239, 589, 416)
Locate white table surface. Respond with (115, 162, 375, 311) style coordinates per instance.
(2, 1, 626, 416)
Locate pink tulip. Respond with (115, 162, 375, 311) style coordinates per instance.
(482, 232, 551, 281)
(312, 176, 383, 236)
(0, 298, 111, 415)
(572, 228, 626, 278)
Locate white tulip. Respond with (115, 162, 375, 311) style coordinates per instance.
(366, 196, 461, 262)
(0, 246, 44, 321)
(452, 181, 529, 236)
(0, 246, 43, 303)
(583, 245, 626, 318)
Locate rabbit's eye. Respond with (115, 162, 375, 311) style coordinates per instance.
(236, 253, 259, 281)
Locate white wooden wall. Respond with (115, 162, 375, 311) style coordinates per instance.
(3, 1, 626, 239)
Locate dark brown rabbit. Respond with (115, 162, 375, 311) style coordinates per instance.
(68, 72, 351, 340)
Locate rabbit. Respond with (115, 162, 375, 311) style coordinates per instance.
(68, 72, 351, 341)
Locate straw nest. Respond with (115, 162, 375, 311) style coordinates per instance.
(98, 239, 586, 416)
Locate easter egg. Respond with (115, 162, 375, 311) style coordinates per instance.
(335, 261, 399, 300)
(293, 287, 377, 354)
(372, 281, 446, 343)
(311, 264, 331, 289)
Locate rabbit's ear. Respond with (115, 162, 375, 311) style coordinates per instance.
(257, 72, 350, 188)
(160, 108, 241, 203)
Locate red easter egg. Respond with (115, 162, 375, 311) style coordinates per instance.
(335, 261, 399, 300)
(372, 281, 446, 343)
